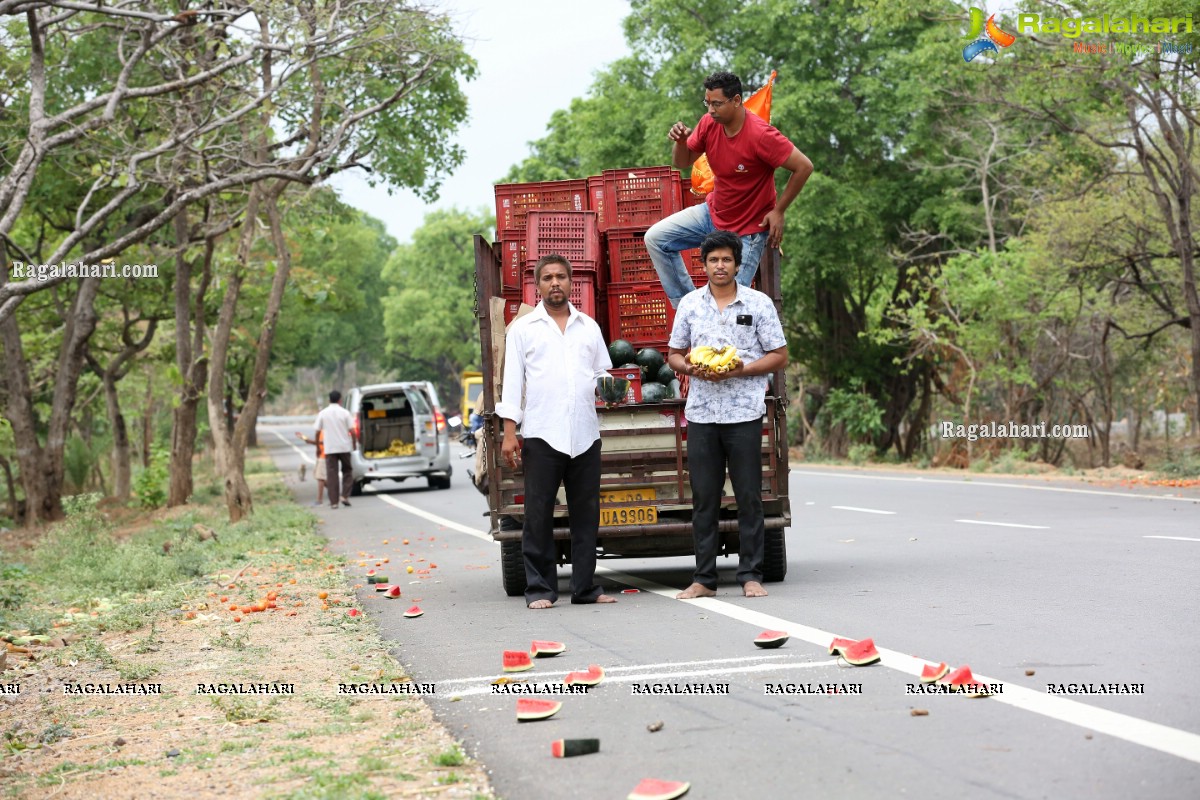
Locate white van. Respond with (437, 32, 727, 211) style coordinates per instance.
(346, 382, 452, 494)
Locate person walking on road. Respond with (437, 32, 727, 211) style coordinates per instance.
(666, 231, 788, 599)
(295, 430, 327, 506)
(314, 390, 357, 509)
(496, 254, 619, 610)
(646, 70, 812, 307)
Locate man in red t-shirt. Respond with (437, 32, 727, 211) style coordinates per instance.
(645, 71, 813, 307)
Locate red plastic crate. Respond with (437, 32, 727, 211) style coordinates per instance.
(522, 272, 598, 317)
(495, 179, 587, 236)
(499, 236, 526, 290)
(606, 281, 676, 350)
(684, 247, 706, 282)
(597, 365, 642, 406)
(587, 176, 606, 230)
(502, 292, 524, 326)
(599, 167, 684, 231)
(524, 210, 601, 269)
(605, 229, 656, 283)
(681, 182, 707, 208)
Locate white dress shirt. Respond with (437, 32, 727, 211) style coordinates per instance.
(314, 403, 355, 454)
(496, 302, 613, 457)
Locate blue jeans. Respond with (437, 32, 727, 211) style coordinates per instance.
(644, 203, 768, 307)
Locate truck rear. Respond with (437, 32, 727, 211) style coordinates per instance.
(475, 170, 791, 596)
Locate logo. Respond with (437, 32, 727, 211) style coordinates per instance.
(736, 164, 746, 172)
(963, 7, 1016, 62)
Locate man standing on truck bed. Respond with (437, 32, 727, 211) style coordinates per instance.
(497, 255, 618, 610)
(666, 231, 788, 599)
(315, 390, 357, 509)
(646, 70, 813, 307)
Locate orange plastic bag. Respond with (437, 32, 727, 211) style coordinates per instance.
(689, 71, 776, 198)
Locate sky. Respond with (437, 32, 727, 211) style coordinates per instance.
(329, 0, 633, 246)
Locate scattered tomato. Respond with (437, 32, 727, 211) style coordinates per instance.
(318, 591, 328, 600)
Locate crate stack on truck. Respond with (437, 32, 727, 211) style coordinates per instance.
(477, 168, 790, 597)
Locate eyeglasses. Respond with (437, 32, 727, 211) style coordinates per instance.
(702, 98, 735, 110)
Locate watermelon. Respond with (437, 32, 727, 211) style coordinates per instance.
(839, 638, 880, 666)
(653, 363, 676, 386)
(384, 585, 401, 599)
(530, 640, 566, 658)
(597, 375, 630, 404)
(635, 347, 666, 378)
(640, 383, 669, 404)
(944, 664, 988, 695)
(828, 637, 857, 656)
(515, 698, 561, 721)
(667, 378, 681, 398)
(627, 778, 690, 800)
(564, 664, 604, 686)
(753, 630, 789, 649)
(609, 339, 637, 368)
(367, 574, 388, 584)
(551, 738, 600, 758)
(920, 662, 949, 683)
(374, 583, 392, 592)
(403, 605, 423, 618)
(503, 650, 534, 672)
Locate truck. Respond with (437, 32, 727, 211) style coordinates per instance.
(473, 232, 792, 597)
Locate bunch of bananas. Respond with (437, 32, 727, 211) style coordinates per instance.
(365, 439, 417, 459)
(689, 345, 740, 376)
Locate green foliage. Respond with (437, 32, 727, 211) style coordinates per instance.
(818, 384, 886, 442)
(381, 208, 492, 406)
(132, 446, 169, 509)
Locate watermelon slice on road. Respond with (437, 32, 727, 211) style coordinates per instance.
(551, 738, 599, 758)
(828, 637, 857, 656)
(403, 605, 423, 618)
(515, 698, 561, 721)
(944, 664, 989, 695)
(839, 638, 881, 666)
(627, 778, 690, 800)
(753, 630, 789, 649)
(564, 664, 605, 686)
(503, 650, 534, 672)
(920, 662, 949, 683)
(530, 640, 566, 658)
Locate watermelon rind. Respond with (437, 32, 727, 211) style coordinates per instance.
(828, 637, 857, 656)
(403, 605, 423, 618)
(609, 339, 637, 368)
(551, 738, 600, 758)
(627, 778, 690, 800)
(653, 363, 676, 386)
(515, 698, 561, 721)
(920, 662, 949, 683)
(503, 650, 534, 672)
(530, 640, 566, 658)
(753, 630, 789, 649)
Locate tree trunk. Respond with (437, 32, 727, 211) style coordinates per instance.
(101, 372, 132, 499)
(143, 368, 155, 469)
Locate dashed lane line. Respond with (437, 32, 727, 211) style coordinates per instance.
(955, 520, 1050, 530)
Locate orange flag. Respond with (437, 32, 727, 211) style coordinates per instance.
(689, 71, 776, 197)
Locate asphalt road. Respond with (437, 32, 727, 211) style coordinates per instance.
(260, 420, 1200, 799)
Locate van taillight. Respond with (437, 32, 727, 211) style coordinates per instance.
(434, 409, 446, 432)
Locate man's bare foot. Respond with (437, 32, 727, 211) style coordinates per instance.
(742, 581, 768, 598)
(675, 583, 716, 600)
(595, 594, 617, 603)
(527, 599, 554, 609)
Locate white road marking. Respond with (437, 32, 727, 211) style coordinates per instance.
(955, 520, 1050, 530)
(269, 428, 315, 464)
(793, 468, 1200, 503)
(831, 506, 896, 515)
(595, 566, 1200, 765)
(375, 494, 493, 543)
(1143, 535, 1200, 542)
(437, 654, 796, 688)
(440, 658, 836, 698)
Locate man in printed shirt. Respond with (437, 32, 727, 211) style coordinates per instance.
(666, 231, 788, 599)
(497, 255, 619, 610)
(646, 70, 812, 307)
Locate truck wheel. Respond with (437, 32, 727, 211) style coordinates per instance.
(501, 540, 527, 597)
(763, 528, 787, 582)
(350, 480, 364, 497)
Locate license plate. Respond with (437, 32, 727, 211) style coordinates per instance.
(600, 506, 658, 527)
(600, 488, 657, 503)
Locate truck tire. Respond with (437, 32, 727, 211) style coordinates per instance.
(501, 540, 527, 597)
(763, 528, 787, 582)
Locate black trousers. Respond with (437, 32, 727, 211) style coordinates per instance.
(687, 418, 765, 589)
(325, 452, 353, 505)
(520, 437, 604, 605)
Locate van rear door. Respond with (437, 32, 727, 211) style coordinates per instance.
(407, 384, 442, 457)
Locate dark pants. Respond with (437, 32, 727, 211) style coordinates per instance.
(521, 437, 604, 605)
(687, 418, 765, 589)
(325, 452, 353, 505)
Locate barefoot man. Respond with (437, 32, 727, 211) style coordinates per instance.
(497, 255, 618, 610)
(666, 231, 788, 599)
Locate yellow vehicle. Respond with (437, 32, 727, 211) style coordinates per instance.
(461, 371, 483, 419)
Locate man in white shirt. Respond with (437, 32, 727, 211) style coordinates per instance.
(314, 390, 357, 509)
(497, 255, 619, 610)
